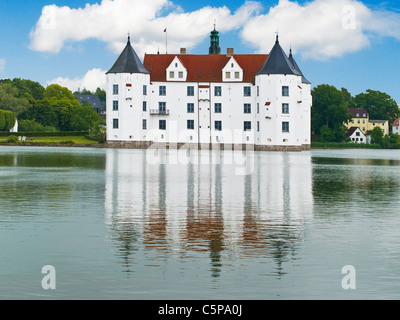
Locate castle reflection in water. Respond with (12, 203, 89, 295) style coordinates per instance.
(104, 148, 314, 277)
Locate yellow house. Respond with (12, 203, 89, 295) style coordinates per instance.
(345, 107, 389, 135)
(345, 107, 369, 133)
(367, 120, 389, 135)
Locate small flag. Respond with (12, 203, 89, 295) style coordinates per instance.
(164, 28, 167, 32)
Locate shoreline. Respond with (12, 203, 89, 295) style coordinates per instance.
(0, 142, 389, 151)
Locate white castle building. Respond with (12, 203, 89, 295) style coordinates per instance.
(106, 28, 312, 151)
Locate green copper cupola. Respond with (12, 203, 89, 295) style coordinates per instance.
(209, 24, 221, 55)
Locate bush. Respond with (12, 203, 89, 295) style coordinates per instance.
(7, 135, 19, 143)
(59, 140, 75, 145)
(0, 131, 86, 137)
(18, 119, 57, 132)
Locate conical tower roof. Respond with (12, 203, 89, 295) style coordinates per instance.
(257, 35, 301, 76)
(107, 36, 149, 74)
(288, 49, 311, 84)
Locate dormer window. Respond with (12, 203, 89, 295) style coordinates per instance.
(166, 56, 187, 81)
(222, 57, 243, 82)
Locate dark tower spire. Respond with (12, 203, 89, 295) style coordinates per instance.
(209, 23, 221, 55)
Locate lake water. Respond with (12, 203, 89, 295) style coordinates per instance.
(1, 145, 400, 300)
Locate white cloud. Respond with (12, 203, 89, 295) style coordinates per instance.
(29, 0, 261, 56)
(241, 0, 400, 60)
(0, 58, 6, 73)
(47, 68, 106, 93)
(30, 0, 400, 61)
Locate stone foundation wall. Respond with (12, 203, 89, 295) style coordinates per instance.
(106, 140, 311, 152)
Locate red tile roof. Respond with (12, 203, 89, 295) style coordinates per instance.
(143, 54, 268, 83)
(393, 117, 400, 127)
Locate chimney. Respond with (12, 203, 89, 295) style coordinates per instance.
(227, 48, 234, 57)
(180, 48, 186, 55)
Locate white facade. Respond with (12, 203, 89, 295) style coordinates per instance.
(346, 127, 367, 144)
(393, 118, 400, 135)
(106, 36, 312, 151)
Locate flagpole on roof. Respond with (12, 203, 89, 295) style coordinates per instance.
(164, 27, 168, 54)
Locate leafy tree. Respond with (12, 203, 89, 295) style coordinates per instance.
(18, 119, 57, 132)
(95, 87, 106, 102)
(0, 84, 30, 116)
(44, 84, 80, 105)
(89, 120, 106, 143)
(320, 125, 335, 142)
(371, 126, 384, 145)
(19, 100, 58, 128)
(312, 84, 352, 141)
(8, 78, 45, 101)
(70, 105, 101, 131)
(0, 110, 16, 131)
(341, 87, 352, 103)
(43, 84, 81, 131)
(349, 89, 399, 128)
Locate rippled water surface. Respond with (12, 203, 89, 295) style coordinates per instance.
(1, 146, 400, 299)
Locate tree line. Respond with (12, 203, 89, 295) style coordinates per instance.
(311, 84, 400, 146)
(0, 78, 105, 136)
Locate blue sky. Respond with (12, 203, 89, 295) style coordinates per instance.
(0, 0, 399, 103)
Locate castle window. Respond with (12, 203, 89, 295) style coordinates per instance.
(235, 72, 240, 79)
(142, 119, 147, 130)
(159, 120, 166, 130)
(214, 86, 221, 96)
(159, 86, 166, 96)
(257, 121, 260, 132)
(113, 100, 118, 111)
(282, 121, 289, 132)
(113, 84, 118, 95)
(169, 71, 174, 79)
(178, 71, 184, 79)
(244, 103, 251, 114)
(113, 119, 119, 129)
(282, 103, 289, 114)
(244, 121, 251, 131)
(143, 101, 147, 112)
(159, 102, 166, 113)
(187, 86, 194, 96)
(244, 86, 251, 97)
(215, 121, 222, 131)
(214, 103, 222, 113)
(282, 86, 289, 97)
(187, 120, 194, 130)
(143, 85, 147, 95)
(225, 72, 231, 79)
(187, 103, 194, 113)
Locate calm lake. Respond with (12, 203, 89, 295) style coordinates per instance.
(1, 145, 400, 300)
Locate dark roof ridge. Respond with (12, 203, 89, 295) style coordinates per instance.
(256, 35, 301, 76)
(288, 49, 311, 84)
(107, 37, 149, 74)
